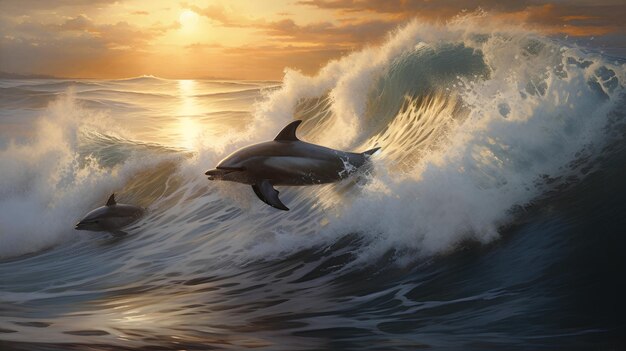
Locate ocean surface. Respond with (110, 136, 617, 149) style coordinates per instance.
(1, 20, 625, 350)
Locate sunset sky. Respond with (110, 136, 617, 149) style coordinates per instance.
(1, 0, 624, 80)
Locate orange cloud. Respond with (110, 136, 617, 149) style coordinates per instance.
(0, 0, 623, 79)
(181, 2, 256, 28)
(299, 0, 626, 36)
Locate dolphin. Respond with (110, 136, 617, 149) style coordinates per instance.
(205, 120, 379, 211)
(75, 193, 144, 236)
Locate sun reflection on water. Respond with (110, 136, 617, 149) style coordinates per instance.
(176, 79, 203, 150)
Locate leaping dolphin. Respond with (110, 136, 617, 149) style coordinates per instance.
(205, 120, 379, 211)
(75, 194, 144, 236)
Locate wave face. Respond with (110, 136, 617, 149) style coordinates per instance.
(1, 18, 625, 350)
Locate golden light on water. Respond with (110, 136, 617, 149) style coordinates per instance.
(178, 117, 203, 150)
(177, 79, 197, 115)
(176, 79, 203, 150)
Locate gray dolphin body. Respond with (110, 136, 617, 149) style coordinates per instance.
(205, 120, 379, 211)
(75, 194, 144, 236)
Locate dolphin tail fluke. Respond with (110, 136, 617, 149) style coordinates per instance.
(362, 147, 381, 157)
(252, 180, 289, 211)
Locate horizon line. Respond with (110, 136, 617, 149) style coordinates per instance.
(0, 71, 283, 82)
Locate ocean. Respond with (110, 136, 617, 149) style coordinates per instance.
(1, 20, 625, 350)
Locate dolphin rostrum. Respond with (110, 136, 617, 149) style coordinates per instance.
(205, 120, 379, 211)
(75, 193, 144, 236)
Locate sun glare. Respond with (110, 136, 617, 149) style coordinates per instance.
(176, 80, 203, 150)
(179, 9, 199, 29)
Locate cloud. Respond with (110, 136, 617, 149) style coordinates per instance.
(262, 18, 397, 45)
(185, 42, 224, 50)
(523, 4, 625, 35)
(182, 2, 396, 47)
(0, 0, 119, 14)
(1, 0, 623, 79)
(0, 12, 179, 77)
(181, 3, 255, 27)
(59, 14, 94, 31)
(298, 0, 626, 36)
(182, 0, 625, 79)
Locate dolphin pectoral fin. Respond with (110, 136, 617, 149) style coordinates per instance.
(110, 230, 128, 237)
(251, 184, 268, 205)
(252, 180, 289, 211)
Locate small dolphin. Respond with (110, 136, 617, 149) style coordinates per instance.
(205, 120, 379, 211)
(75, 194, 144, 236)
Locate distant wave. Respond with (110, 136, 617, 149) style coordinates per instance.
(77, 89, 176, 99)
(8, 80, 105, 90)
(108, 75, 167, 83)
(192, 86, 281, 99)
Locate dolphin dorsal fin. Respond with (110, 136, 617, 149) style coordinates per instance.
(274, 120, 302, 141)
(106, 193, 116, 206)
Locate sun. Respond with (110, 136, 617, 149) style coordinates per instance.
(179, 9, 199, 29)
